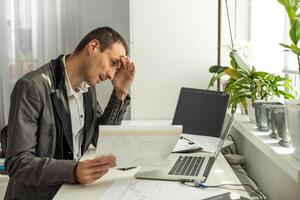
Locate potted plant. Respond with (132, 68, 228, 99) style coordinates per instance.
(208, 49, 295, 116)
(278, 0, 300, 160)
(208, 0, 295, 118)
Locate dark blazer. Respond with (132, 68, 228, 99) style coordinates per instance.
(4, 55, 130, 200)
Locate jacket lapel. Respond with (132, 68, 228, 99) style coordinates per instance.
(50, 55, 73, 153)
(81, 88, 94, 153)
(51, 87, 73, 152)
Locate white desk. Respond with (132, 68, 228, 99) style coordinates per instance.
(54, 121, 250, 200)
(55, 152, 249, 200)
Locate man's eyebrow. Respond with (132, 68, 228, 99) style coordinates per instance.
(112, 58, 119, 63)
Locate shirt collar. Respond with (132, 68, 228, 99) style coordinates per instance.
(62, 55, 89, 97)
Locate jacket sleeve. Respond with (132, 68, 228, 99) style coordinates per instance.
(91, 90, 130, 147)
(98, 90, 130, 125)
(5, 79, 78, 186)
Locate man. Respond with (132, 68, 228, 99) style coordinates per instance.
(4, 27, 135, 199)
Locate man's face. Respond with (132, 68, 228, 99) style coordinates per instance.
(84, 41, 126, 86)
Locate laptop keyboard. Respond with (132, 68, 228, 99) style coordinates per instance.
(203, 157, 215, 177)
(168, 156, 205, 176)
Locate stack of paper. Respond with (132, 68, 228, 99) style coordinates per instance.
(172, 137, 203, 153)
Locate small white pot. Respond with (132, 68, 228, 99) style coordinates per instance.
(285, 99, 300, 161)
(238, 103, 246, 115)
(246, 98, 256, 123)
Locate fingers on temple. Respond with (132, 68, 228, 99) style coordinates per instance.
(131, 62, 135, 72)
(120, 56, 135, 73)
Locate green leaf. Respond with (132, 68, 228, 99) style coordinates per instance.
(280, 83, 299, 94)
(278, 0, 296, 24)
(290, 43, 300, 55)
(241, 97, 248, 114)
(289, 19, 300, 44)
(230, 58, 236, 69)
(251, 66, 256, 74)
(229, 51, 252, 76)
(277, 0, 287, 7)
(252, 71, 269, 78)
(224, 68, 241, 80)
(278, 90, 295, 99)
(209, 65, 227, 73)
(279, 43, 291, 49)
(208, 72, 225, 88)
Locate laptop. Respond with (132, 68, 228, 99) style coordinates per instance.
(172, 88, 229, 137)
(135, 114, 235, 182)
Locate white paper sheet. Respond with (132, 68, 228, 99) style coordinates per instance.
(96, 126, 182, 168)
(99, 179, 163, 200)
(182, 134, 232, 153)
(99, 179, 229, 200)
(172, 138, 202, 152)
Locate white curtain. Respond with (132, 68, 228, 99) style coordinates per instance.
(0, 0, 81, 130)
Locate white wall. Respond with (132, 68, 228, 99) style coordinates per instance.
(76, 0, 250, 120)
(78, 0, 130, 117)
(130, 0, 219, 120)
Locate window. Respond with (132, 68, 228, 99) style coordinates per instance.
(250, 0, 299, 95)
(250, 0, 285, 74)
(0, 0, 80, 128)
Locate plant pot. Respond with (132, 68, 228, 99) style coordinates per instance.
(265, 104, 285, 139)
(254, 101, 282, 131)
(285, 99, 300, 160)
(274, 110, 289, 147)
(254, 101, 269, 131)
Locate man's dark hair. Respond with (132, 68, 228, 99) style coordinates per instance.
(74, 27, 128, 55)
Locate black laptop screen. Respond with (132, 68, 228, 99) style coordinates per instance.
(172, 88, 229, 137)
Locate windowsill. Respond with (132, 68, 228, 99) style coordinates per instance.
(233, 114, 300, 183)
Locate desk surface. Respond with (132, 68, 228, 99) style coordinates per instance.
(54, 120, 250, 200)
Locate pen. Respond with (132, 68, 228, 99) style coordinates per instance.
(180, 136, 195, 145)
(118, 167, 137, 171)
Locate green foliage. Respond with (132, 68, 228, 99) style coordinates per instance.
(208, 50, 296, 114)
(229, 51, 252, 75)
(278, 0, 300, 56)
(207, 0, 298, 114)
(278, 0, 300, 96)
(277, 0, 300, 25)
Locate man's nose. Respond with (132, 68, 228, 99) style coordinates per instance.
(107, 70, 116, 80)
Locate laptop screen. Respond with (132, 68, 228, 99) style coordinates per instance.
(172, 88, 229, 137)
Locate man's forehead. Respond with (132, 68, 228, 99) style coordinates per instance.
(109, 44, 126, 59)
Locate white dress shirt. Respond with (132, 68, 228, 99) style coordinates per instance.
(62, 55, 89, 160)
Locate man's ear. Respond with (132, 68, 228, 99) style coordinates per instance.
(87, 39, 100, 55)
